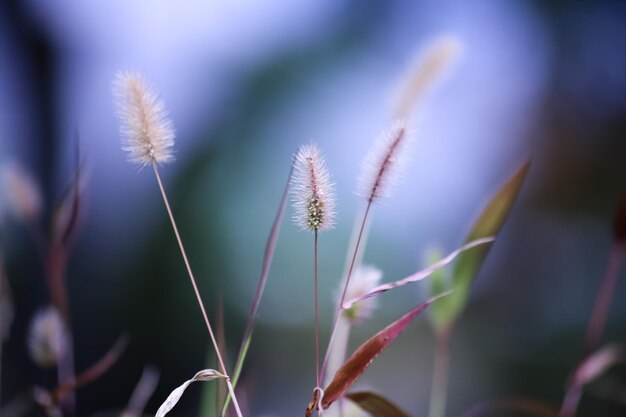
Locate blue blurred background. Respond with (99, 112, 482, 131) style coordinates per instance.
(1, 0, 625, 416)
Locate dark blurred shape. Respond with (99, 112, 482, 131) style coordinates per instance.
(613, 188, 626, 243)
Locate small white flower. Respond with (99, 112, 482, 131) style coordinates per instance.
(357, 120, 413, 204)
(341, 266, 383, 324)
(113, 71, 176, 166)
(28, 307, 67, 367)
(291, 144, 336, 232)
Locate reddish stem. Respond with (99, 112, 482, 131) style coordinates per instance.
(320, 201, 372, 382)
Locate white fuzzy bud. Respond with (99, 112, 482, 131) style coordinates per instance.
(28, 307, 67, 367)
(1, 162, 42, 223)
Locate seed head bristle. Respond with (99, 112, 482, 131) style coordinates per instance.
(113, 71, 175, 167)
(358, 119, 413, 204)
(341, 265, 383, 324)
(27, 307, 67, 367)
(291, 144, 336, 232)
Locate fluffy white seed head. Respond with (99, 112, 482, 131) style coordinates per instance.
(393, 35, 462, 120)
(113, 71, 175, 166)
(357, 119, 413, 203)
(290, 144, 336, 232)
(1, 161, 42, 223)
(341, 265, 383, 324)
(28, 307, 67, 367)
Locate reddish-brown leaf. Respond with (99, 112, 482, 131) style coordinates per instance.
(322, 292, 449, 408)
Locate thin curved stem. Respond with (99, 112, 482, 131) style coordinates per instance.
(152, 163, 244, 417)
(320, 202, 372, 382)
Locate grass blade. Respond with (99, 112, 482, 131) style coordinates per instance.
(436, 160, 531, 329)
(319, 291, 451, 410)
(221, 165, 293, 416)
(155, 369, 227, 417)
(346, 391, 412, 417)
(342, 238, 493, 309)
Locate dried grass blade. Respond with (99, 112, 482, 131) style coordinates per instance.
(155, 369, 227, 417)
(321, 291, 451, 409)
(342, 238, 493, 309)
(346, 391, 412, 417)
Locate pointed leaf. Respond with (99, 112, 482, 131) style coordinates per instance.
(155, 369, 227, 417)
(342, 238, 493, 309)
(347, 391, 412, 417)
(439, 160, 531, 329)
(222, 165, 292, 417)
(322, 291, 451, 408)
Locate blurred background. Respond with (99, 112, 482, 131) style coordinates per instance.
(0, 0, 625, 416)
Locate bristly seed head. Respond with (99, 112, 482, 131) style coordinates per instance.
(113, 71, 175, 167)
(357, 119, 413, 204)
(291, 144, 336, 232)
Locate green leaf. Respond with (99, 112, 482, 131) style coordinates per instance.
(347, 391, 413, 417)
(435, 160, 530, 330)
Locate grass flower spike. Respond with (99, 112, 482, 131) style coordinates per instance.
(290, 143, 336, 392)
(358, 119, 413, 204)
(291, 144, 336, 232)
(113, 71, 244, 417)
(113, 71, 175, 166)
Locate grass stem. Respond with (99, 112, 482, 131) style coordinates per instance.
(320, 201, 372, 382)
(152, 163, 244, 417)
(429, 325, 451, 417)
(314, 230, 321, 389)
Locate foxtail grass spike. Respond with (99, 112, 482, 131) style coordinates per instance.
(358, 120, 413, 204)
(113, 71, 175, 167)
(291, 144, 336, 232)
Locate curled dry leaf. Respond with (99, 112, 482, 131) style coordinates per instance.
(156, 369, 227, 417)
(346, 391, 412, 417)
(319, 291, 451, 410)
(342, 238, 493, 309)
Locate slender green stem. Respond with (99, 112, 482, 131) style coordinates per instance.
(152, 163, 244, 417)
(429, 325, 452, 417)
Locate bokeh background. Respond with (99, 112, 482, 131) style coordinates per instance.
(1, 0, 625, 416)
